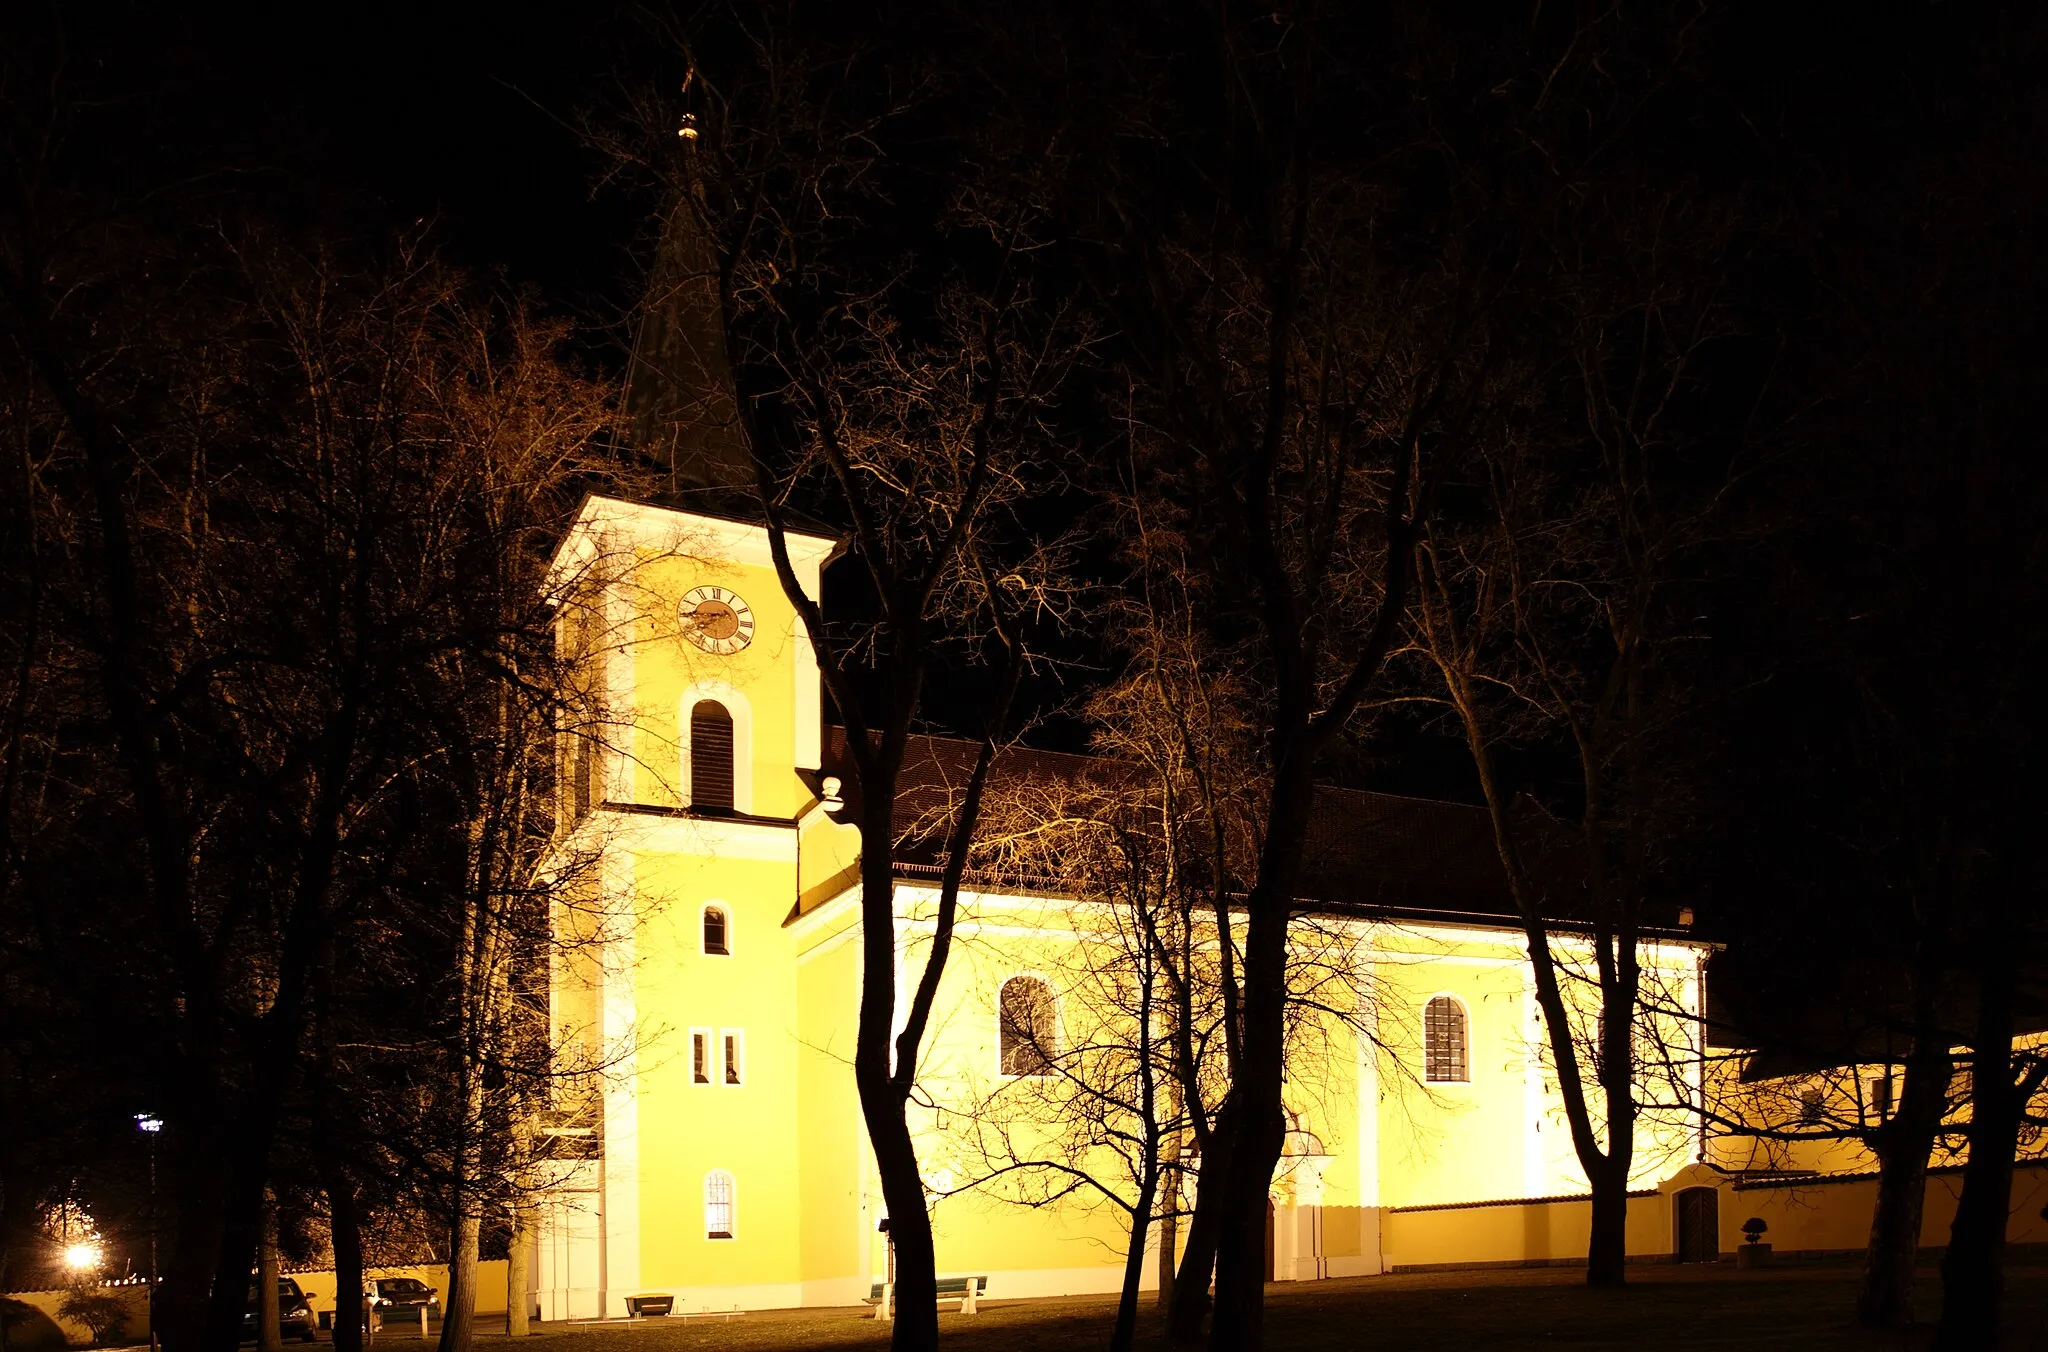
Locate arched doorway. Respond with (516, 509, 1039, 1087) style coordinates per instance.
(1675, 1187, 1720, 1263)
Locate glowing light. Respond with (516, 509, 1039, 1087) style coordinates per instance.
(135, 1114, 163, 1133)
(64, 1242, 102, 1272)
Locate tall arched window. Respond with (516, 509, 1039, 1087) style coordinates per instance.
(999, 976, 1058, 1077)
(1423, 996, 1468, 1083)
(703, 1170, 735, 1240)
(689, 700, 736, 812)
(702, 905, 730, 956)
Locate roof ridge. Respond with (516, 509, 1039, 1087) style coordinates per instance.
(832, 725, 1489, 815)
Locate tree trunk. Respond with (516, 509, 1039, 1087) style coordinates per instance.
(1585, 1166, 1629, 1288)
(1156, 1146, 1180, 1311)
(1167, 1107, 1233, 1345)
(202, 1117, 272, 1352)
(437, 1209, 479, 1352)
(853, 800, 936, 1352)
(1208, 764, 1317, 1352)
(1934, 949, 2025, 1351)
(504, 1204, 532, 1337)
(1856, 1036, 1949, 1327)
(865, 1100, 936, 1352)
(324, 1169, 366, 1352)
(156, 1135, 229, 1352)
(257, 1194, 282, 1352)
(1208, 1100, 1281, 1352)
(1110, 1165, 1160, 1352)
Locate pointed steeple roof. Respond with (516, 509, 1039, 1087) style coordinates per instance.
(623, 202, 756, 502)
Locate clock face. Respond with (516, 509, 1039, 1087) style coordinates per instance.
(680, 586, 755, 655)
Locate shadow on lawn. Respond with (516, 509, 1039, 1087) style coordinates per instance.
(513, 1266, 2046, 1352)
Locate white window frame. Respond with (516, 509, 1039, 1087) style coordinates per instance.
(690, 1027, 713, 1085)
(720, 1027, 746, 1086)
(703, 1169, 737, 1240)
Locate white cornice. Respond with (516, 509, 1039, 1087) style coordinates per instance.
(544, 493, 837, 596)
(589, 806, 800, 862)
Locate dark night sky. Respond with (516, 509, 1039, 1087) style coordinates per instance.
(30, 1, 2040, 820)
(80, 3, 642, 314)
(10, 0, 2044, 1092)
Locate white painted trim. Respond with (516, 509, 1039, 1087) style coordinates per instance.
(575, 1262, 1161, 1315)
(598, 849, 640, 1308)
(604, 583, 636, 804)
(680, 682, 754, 814)
(545, 495, 835, 596)
(794, 624, 821, 771)
(788, 881, 863, 947)
(1356, 963, 1381, 1207)
(596, 811, 797, 862)
(792, 913, 864, 964)
(1365, 950, 1529, 969)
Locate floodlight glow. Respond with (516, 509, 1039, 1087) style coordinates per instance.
(136, 1114, 163, 1133)
(64, 1242, 102, 1272)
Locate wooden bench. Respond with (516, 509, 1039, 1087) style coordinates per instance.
(864, 1275, 985, 1316)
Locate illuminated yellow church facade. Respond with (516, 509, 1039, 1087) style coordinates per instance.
(533, 494, 1715, 1318)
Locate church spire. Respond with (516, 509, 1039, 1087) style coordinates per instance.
(623, 201, 755, 499)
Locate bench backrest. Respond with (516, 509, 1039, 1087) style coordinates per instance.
(867, 1277, 986, 1300)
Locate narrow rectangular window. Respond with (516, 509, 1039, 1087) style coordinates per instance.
(722, 1029, 745, 1086)
(1868, 1075, 1892, 1119)
(691, 1029, 711, 1085)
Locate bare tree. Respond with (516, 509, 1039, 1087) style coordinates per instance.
(941, 768, 1198, 1352)
(1409, 176, 1737, 1284)
(593, 16, 1086, 1346)
(1105, 93, 1493, 1352)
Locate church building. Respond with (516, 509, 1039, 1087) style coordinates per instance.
(530, 492, 1714, 1318)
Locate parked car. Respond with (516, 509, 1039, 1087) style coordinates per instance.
(367, 1277, 438, 1326)
(243, 1276, 318, 1343)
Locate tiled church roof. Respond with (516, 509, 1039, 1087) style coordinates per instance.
(822, 728, 1535, 926)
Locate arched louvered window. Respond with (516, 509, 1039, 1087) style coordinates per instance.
(1424, 996, 1468, 1083)
(689, 700, 735, 812)
(704, 1170, 735, 1240)
(999, 976, 1058, 1077)
(703, 905, 730, 956)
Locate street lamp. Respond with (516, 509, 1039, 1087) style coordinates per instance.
(63, 1242, 103, 1275)
(136, 1115, 162, 1352)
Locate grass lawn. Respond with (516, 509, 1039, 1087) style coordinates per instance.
(490, 1263, 2048, 1351)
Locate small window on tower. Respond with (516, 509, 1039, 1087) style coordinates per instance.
(722, 1029, 745, 1085)
(691, 1029, 711, 1085)
(703, 905, 730, 956)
